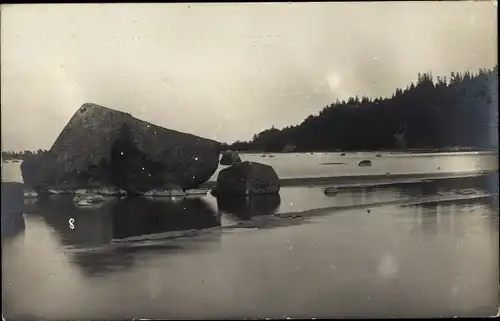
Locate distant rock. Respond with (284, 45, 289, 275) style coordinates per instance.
(211, 161, 280, 196)
(20, 103, 220, 194)
(219, 150, 241, 166)
(340, 153, 346, 156)
(375, 154, 382, 157)
(358, 160, 372, 167)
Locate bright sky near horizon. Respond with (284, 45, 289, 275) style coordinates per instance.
(1, 2, 497, 151)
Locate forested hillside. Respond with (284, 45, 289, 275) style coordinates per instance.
(223, 66, 498, 152)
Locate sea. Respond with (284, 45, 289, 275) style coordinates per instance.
(2, 151, 499, 319)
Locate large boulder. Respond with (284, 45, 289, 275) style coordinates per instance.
(211, 161, 280, 196)
(21, 103, 220, 194)
(219, 150, 241, 166)
(20, 154, 45, 188)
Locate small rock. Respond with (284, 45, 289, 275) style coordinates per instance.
(185, 189, 208, 196)
(340, 153, 346, 156)
(73, 193, 105, 204)
(23, 189, 38, 198)
(48, 189, 68, 194)
(75, 189, 89, 195)
(358, 160, 372, 167)
(324, 187, 339, 196)
(143, 187, 186, 197)
(375, 154, 382, 157)
(96, 187, 128, 196)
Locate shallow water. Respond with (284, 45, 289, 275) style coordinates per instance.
(1, 152, 499, 319)
(210, 151, 498, 180)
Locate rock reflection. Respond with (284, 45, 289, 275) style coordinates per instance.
(1, 182, 24, 215)
(33, 196, 220, 247)
(1, 182, 26, 240)
(1, 211, 25, 240)
(112, 197, 220, 240)
(32, 196, 220, 277)
(217, 193, 281, 220)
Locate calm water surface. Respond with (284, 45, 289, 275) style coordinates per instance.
(2, 153, 499, 319)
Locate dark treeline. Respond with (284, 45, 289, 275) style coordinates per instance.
(222, 66, 498, 152)
(1, 149, 47, 161)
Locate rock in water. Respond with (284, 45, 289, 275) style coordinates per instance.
(23, 188, 38, 198)
(324, 186, 339, 196)
(212, 161, 280, 196)
(185, 188, 209, 196)
(143, 187, 186, 198)
(219, 150, 241, 166)
(20, 103, 220, 194)
(358, 160, 372, 167)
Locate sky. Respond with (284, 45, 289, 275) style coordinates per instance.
(1, 2, 498, 151)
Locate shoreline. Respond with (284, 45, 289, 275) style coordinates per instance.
(2, 169, 497, 190)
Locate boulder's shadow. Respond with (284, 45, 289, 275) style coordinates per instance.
(216, 193, 281, 220)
